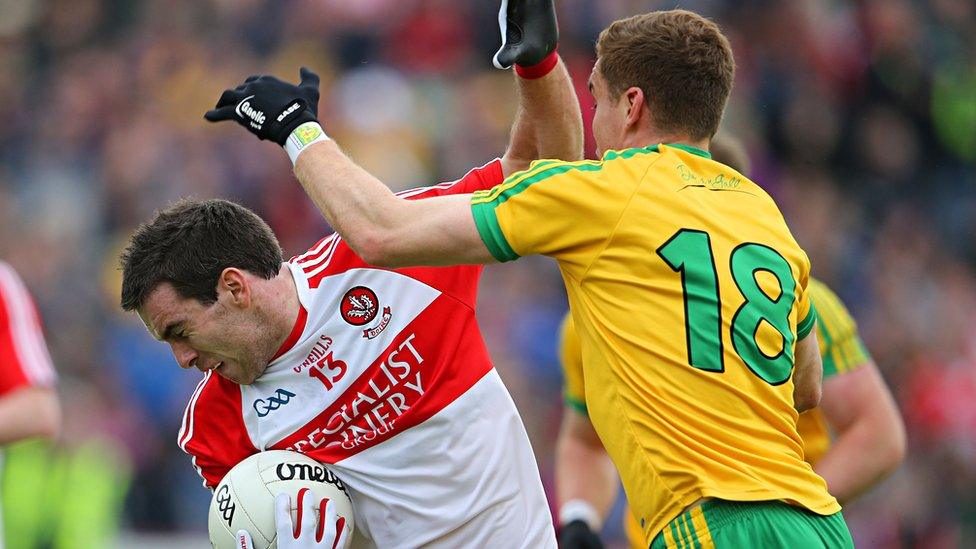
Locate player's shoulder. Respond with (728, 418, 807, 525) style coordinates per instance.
(399, 158, 505, 200)
(471, 153, 640, 209)
(179, 372, 240, 443)
(0, 260, 28, 300)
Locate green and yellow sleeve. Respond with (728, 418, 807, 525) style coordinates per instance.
(470, 153, 642, 271)
(809, 278, 871, 378)
(794, 250, 818, 340)
(558, 313, 587, 416)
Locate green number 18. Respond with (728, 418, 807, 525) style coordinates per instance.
(657, 229, 798, 385)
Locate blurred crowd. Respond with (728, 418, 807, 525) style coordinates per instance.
(0, 0, 974, 547)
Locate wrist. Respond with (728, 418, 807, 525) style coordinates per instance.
(559, 498, 602, 531)
(515, 49, 559, 79)
(284, 121, 331, 165)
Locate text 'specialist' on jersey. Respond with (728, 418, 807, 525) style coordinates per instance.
(471, 144, 840, 544)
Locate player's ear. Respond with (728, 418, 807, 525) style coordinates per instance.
(623, 86, 645, 129)
(218, 268, 251, 308)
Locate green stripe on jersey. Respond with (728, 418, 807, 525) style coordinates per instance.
(565, 395, 588, 416)
(797, 302, 818, 340)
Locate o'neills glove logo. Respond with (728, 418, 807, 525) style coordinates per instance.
(235, 95, 266, 128)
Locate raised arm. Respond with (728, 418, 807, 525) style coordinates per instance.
(291, 54, 580, 267)
(205, 1, 582, 268)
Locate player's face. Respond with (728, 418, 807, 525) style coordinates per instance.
(137, 282, 276, 385)
(589, 64, 628, 157)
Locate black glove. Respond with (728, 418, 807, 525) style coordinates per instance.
(559, 519, 604, 549)
(204, 68, 320, 146)
(493, 0, 559, 69)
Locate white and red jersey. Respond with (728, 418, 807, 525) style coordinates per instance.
(179, 160, 556, 548)
(0, 261, 56, 395)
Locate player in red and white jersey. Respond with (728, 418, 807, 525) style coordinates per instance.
(0, 261, 60, 545)
(0, 261, 59, 440)
(119, 5, 581, 546)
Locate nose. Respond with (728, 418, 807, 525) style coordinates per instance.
(170, 340, 200, 370)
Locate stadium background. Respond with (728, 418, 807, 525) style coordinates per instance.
(0, 0, 974, 547)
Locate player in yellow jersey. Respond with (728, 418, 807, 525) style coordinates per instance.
(210, 7, 854, 548)
(553, 135, 906, 549)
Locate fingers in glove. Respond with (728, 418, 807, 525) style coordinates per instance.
(235, 529, 255, 549)
(297, 488, 318, 540)
(204, 106, 237, 122)
(274, 491, 295, 540)
(213, 88, 244, 108)
(332, 514, 349, 549)
(299, 67, 320, 89)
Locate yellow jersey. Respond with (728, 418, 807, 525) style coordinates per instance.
(472, 144, 840, 542)
(561, 277, 872, 547)
(797, 278, 872, 464)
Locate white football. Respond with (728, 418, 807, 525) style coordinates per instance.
(208, 450, 355, 549)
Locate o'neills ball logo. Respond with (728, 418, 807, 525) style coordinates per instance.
(341, 286, 379, 326)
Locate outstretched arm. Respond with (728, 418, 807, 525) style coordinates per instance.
(293, 57, 581, 267)
(206, 1, 582, 268)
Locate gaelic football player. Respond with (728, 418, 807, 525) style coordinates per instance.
(125, 2, 576, 546)
(554, 135, 906, 548)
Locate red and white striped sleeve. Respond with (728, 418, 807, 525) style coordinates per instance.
(178, 371, 259, 490)
(0, 262, 56, 395)
(395, 159, 505, 200)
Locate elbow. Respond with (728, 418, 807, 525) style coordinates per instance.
(879, 415, 908, 475)
(36, 393, 62, 440)
(27, 389, 61, 441)
(353, 231, 401, 268)
(794, 384, 822, 413)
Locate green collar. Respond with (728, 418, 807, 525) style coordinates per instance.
(601, 143, 712, 160)
(656, 143, 711, 159)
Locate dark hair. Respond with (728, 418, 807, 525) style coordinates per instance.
(596, 10, 735, 141)
(120, 198, 283, 311)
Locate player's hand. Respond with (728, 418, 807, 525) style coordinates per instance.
(559, 519, 604, 549)
(205, 68, 320, 146)
(235, 488, 350, 549)
(493, 0, 558, 69)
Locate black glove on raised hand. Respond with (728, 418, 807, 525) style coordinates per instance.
(493, 0, 558, 69)
(559, 519, 604, 549)
(204, 68, 320, 146)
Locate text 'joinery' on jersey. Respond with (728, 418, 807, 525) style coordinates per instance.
(471, 144, 840, 544)
(179, 160, 555, 549)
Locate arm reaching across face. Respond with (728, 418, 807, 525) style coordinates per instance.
(204, 1, 582, 268)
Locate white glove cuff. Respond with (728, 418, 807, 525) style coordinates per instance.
(285, 121, 331, 165)
(559, 499, 602, 531)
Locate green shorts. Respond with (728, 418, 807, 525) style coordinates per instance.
(649, 500, 854, 549)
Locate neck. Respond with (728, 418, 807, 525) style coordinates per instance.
(266, 263, 301, 355)
(620, 130, 709, 153)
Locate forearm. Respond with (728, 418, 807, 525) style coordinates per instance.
(504, 58, 584, 172)
(817, 363, 906, 503)
(793, 330, 823, 412)
(814, 415, 905, 504)
(293, 140, 401, 253)
(556, 418, 618, 526)
(0, 386, 60, 444)
(293, 141, 490, 267)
